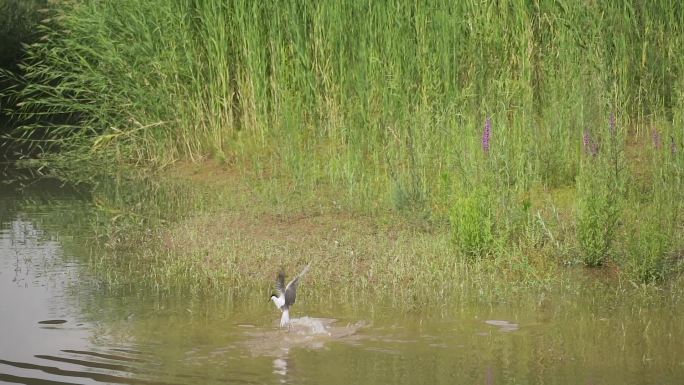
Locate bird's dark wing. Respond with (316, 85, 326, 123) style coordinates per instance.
(284, 263, 311, 307)
(275, 271, 286, 296)
(284, 278, 298, 307)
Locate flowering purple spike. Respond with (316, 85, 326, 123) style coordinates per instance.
(590, 141, 599, 157)
(671, 136, 677, 155)
(583, 129, 591, 150)
(609, 113, 616, 135)
(651, 127, 661, 149)
(582, 129, 599, 156)
(482, 117, 491, 154)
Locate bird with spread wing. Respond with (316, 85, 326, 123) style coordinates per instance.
(270, 262, 311, 328)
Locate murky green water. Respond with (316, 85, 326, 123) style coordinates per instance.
(1, 169, 683, 384)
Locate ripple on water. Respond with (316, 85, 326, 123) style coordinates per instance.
(37, 319, 68, 325)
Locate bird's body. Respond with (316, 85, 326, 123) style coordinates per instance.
(270, 263, 311, 328)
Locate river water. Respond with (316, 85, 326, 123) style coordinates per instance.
(1, 170, 683, 384)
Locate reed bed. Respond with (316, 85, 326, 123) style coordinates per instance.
(5, 0, 684, 285)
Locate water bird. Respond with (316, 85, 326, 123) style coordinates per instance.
(270, 263, 311, 329)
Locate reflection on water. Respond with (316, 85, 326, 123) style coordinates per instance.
(1, 172, 684, 384)
(0, 195, 149, 385)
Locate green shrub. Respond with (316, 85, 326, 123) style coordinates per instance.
(576, 117, 624, 267)
(576, 174, 618, 266)
(450, 184, 494, 258)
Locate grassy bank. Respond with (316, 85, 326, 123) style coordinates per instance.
(5, 1, 684, 286)
(82, 161, 683, 308)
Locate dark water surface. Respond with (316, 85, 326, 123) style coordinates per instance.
(1, 169, 683, 384)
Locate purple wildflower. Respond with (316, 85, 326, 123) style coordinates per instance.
(583, 129, 591, 149)
(609, 113, 616, 136)
(651, 127, 661, 149)
(482, 117, 491, 154)
(582, 129, 598, 156)
(671, 136, 678, 155)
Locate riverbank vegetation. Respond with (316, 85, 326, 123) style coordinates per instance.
(82, 162, 684, 306)
(0, 0, 46, 156)
(2, 1, 683, 292)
